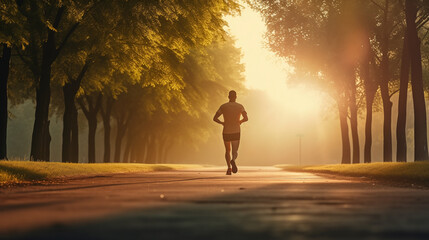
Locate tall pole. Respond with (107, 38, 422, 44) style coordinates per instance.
(297, 134, 302, 165)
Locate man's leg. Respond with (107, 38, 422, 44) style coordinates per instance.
(224, 141, 231, 170)
(231, 140, 240, 161)
(230, 140, 240, 173)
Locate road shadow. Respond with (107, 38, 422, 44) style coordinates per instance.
(3, 181, 429, 240)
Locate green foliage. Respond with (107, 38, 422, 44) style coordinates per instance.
(7, 0, 103, 106)
(118, 35, 245, 163)
(49, 0, 242, 106)
(4, 0, 243, 162)
(249, 0, 405, 103)
(0, 0, 28, 48)
(7, 0, 241, 102)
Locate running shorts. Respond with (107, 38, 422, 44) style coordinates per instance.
(223, 132, 240, 142)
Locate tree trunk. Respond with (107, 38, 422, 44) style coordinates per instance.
(338, 101, 351, 164)
(129, 144, 136, 163)
(140, 134, 149, 163)
(61, 63, 89, 163)
(113, 114, 126, 163)
(158, 133, 171, 163)
(157, 137, 165, 164)
(71, 106, 78, 163)
(379, 0, 393, 162)
(396, 34, 410, 162)
(62, 84, 79, 163)
(114, 127, 125, 163)
(160, 137, 174, 164)
(350, 101, 359, 164)
(87, 116, 97, 163)
(103, 117, 112, 163)
(349, 72, 360, 164)
(30, 7, 66, 162)
(0, 44, 11, 160)
(364, 93, 375, 163)
(152, 137, 158, 163)
(380, 84, 393, 162)
(145, 135, 155, 163)
(113, 108, 132, 163)
(122, 138, 131, 163)
(362, 42, 376, 163)
(406, 0, 429, 161)
(139, 141, 146, 163)
(162, 142, 174, 163)
(62, 86, 72, 163)
(78, 94, 101, 163)
(100, 97, 114, 163)
(122, 123, 137, 163)
(31, 57, 52, 161)
(130, 144, 135, 163)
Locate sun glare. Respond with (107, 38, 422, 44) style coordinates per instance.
(226, 6, 325, 118)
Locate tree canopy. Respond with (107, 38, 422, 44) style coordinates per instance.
(1, 0, 244, 163)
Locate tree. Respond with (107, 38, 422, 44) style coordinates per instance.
(362, 36, 378, 163)
(56, 0, 241, 163)
(111, 90, 134, 163)
(250, 0, 361, 163)
(105, 0, 242, 163)
(396, 32, 410, 163)
(61, 60, 90, 163)
(372, 0, 403, 162)
(119, 35, 244, 164)
(405, 0, 429, 161)
(357, 4, 379, 164)
(251, 0, 412, 164)
(77, 94, 101, 163)
(13, 1, 99, 161)
(5, 0, 241, 163)
(0, 0, 28, 160)
(99, 94, 114, 163)
(53, 0, 147, 163)
(0, 45, 11, 160)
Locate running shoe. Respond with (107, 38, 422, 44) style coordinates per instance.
(231, 160, 238, 173)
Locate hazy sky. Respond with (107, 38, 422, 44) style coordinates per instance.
(216, 5, 343, 165)
(225, 6, 326, 118)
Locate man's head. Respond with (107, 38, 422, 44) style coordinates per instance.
(228, 90, 237, 102)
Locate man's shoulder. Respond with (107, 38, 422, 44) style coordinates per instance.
(219, 102, 229, 108)
(217, 102, 228, 112)
(234, 102, 245, 109)
(220, 102, 245, 109)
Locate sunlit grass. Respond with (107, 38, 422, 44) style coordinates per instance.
(0, 160, 202, 184)
(278, 162, 429, 185)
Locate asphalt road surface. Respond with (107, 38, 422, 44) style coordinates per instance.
(1, 166, 429, 240)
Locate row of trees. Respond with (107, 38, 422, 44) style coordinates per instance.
(251, 0, 429, 163)
(1, 0, 244, 163)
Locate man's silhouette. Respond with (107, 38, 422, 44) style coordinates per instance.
(213, 90, 248, 175)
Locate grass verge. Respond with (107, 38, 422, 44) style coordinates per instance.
(0, 160, 202, 185)
(278, 162, 429, 187)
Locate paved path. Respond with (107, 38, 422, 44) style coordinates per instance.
(1, 166, 429, 239)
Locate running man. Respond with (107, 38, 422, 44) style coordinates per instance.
(213, 90, 248, 175)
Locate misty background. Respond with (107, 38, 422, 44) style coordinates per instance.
(7, 88, 417, 165)
(3, 2, 426, 165)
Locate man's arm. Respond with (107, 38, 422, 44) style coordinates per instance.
(240, 111, 248, 124)
(213, 112, 224, 125)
